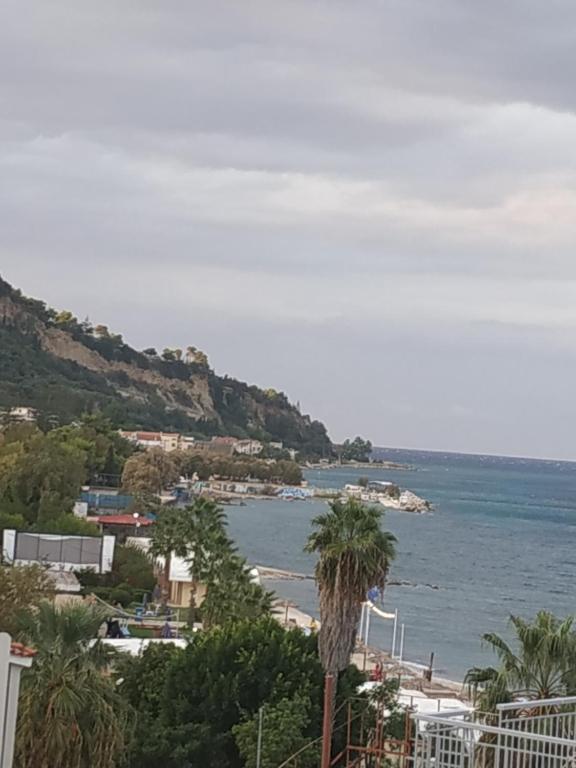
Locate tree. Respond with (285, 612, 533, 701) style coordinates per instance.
(0, 564, 55, 636)
(0, 431, 86, 526)
(340, 436, 373, 463)
(117, 619, 365, 768)
(154, 618, 324, 768)
(121, 447, 179, 495)
(149, 508, 189, 609)
(200, 552, 274, 629)
(465, 612, 576, 712)
(14, 602, 133, 768)
(179, 498, 232, 623)
(115, 643, 180, 768)
(305, 499, 396, 688)
(233, 695, 319, 768)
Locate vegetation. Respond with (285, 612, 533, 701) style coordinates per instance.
(305, 498, 396, 711)
(233, 695, 319, 768)
(0, 564, 55, 636)
(121, 447, 180, 495)
(14, 602, 133, 768)
(180, 452, 303, 486)
(0, 275, 333, 457)
(117, 617, 364, 768)
(149, 500, 274, 623)
(465, 611, 576, 711)
(340, 436, 373, 462)
(77, 543, 156, 606)
(0, 416, 133, 534)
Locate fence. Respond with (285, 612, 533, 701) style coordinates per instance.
(413, 696, 576, 768)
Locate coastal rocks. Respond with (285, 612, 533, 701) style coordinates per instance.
(341, 483, 431, 513)
(397, 490, 431, 513)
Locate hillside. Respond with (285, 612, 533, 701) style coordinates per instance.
(0, 277, 332, 457)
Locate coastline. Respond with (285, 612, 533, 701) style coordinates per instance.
(271, 596, 467, 699)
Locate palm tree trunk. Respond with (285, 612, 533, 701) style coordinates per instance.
(161, 552, 171, 612)
(188, 577, 198, 626)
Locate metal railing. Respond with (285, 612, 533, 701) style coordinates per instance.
(413, 696, 576, 768)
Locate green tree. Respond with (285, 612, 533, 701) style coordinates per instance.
(121, 447, 179, 495)
(179, 498, 232, 623)
(305, 499, 396, 694)
(233, 696, 319, 768)
(117, 619, 365, 768)
(465, 612, 576, 711)
(149, 508, 189, 609)
(340, 436, 373, 462)
(200, 552, 274, 629)
(0, 564, 55, 636)
(115, 643, 180, 768)
(0, 431, 86, 526)
(15, 602, 133, 768)
(155, 618, 323, 768)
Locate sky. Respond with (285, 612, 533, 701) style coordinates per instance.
(2, 1, 576, 458)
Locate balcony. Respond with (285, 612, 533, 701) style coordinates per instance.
(413, 695, 576, 768)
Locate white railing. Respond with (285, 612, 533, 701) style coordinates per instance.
(413, 697, 576, 768)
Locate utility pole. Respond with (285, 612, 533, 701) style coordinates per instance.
(391, 608, 398, 658)
(363, 603, 371, 647)
(256, 706, 264, 768)
(399, 623, 406, 662)
(320, 674, 334, 768)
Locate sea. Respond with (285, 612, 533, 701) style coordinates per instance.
(226, 448, 576, 681)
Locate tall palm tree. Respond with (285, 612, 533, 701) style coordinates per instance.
(180, 498, 232, 623)
(14, 602, 132, 768)
(149, 507, 189, 610)
(305, 498, 396, 678)
(465, 612, 576, 712)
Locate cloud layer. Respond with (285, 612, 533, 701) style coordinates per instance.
(3, 0, 576, 457)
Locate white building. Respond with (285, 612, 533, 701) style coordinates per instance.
(119, 431, 182, 452)
(234, 439, 263, 456)
(2, 530, 115, 574)
(7, 406, 38, 423)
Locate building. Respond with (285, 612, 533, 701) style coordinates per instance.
(2, 530, 115, 574)
(127, 536, 261, 611)
(90, 514, 154, 541)
(234, 439, 263, 456)
(6, 406, 38, 423)
(191, 440, 235, 457)
(0, 634, 35, 768)
(119, 431, 182, 452)
(211, 436, 239, 447)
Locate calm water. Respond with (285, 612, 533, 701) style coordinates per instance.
(226, 449, 576, 680)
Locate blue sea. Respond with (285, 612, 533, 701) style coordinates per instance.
(226, 449, 576, 681)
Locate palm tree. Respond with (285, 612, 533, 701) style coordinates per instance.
(149, 508, 189, 610)
(465, 612, 576, 712)
(180, 498, 232, 623)
(305, 498, 396, 678)
(14, 602, 132, 768)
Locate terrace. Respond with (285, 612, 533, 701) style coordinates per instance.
(413, 695, 576, 768)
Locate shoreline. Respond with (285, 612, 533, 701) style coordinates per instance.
(270, 594, 467, 700)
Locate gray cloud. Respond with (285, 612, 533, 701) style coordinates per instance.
(2, 0, 576, 457)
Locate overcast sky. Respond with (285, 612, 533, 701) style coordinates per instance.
(3, 1, 576, 458)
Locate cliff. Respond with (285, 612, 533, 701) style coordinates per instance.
(0, 276, 332, 456)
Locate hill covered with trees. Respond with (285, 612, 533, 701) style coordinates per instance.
(0, 276, 331, 457)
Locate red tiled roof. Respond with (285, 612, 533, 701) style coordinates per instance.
(10, 642, 36, 658)
(96, 515, 154, 526)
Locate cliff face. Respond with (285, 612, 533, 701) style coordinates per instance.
(0, 278, 331, 455)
